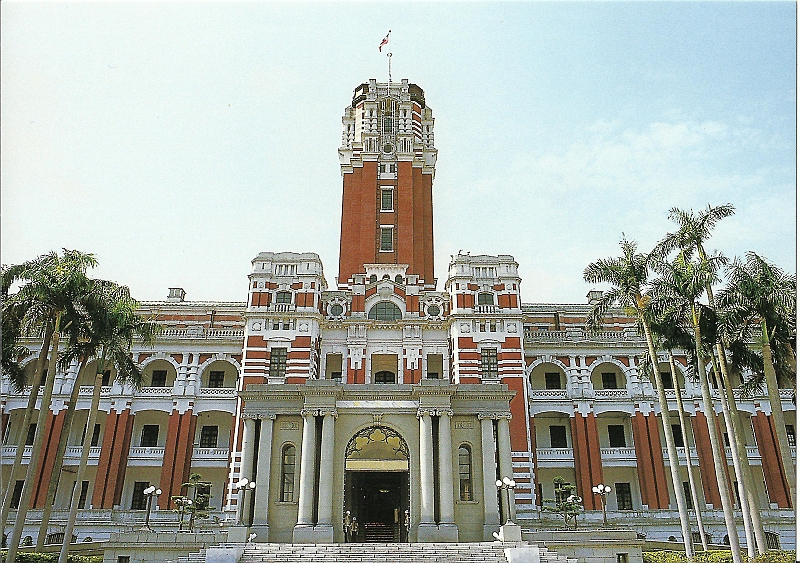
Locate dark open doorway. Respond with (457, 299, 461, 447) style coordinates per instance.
(344, 471, 409, 542)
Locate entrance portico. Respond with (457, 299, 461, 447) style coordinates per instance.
(237, 379, 516, 543)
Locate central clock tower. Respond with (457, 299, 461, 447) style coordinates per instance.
(337, 79, 437, 288)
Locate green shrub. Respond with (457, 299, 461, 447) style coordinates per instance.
(643, 551, 796, 563)
(0, 552, 102, 563)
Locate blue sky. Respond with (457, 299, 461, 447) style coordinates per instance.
(1, 2, 796, 303)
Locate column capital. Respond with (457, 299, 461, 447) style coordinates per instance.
(434, 408, 454, 418)
(300, 408, 320, 418)
(320, 408, 338, 419)
(416, 408, 434, 419)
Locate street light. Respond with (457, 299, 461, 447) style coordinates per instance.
(173, 497, 193, 531)
(139, 486, 162, 532)
(495, 477, 516, 524)
(592, 483, 612, 526)
(236, 479, 257, 526)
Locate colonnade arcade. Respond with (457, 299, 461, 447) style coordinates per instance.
(236, 380, 517, 543)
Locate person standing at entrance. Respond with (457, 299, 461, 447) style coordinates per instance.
(351, 517, 359, 542)
(343, 511, 352, 542)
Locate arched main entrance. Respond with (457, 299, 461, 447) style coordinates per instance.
(344, 425, 410, 542)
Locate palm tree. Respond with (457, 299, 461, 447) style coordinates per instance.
(584, 238, 694, 559)
(642, 317, 709, 552)
(649, 253, 743, 563)
(58, 280, 159, 563)
(2, 250, 96, 562)
(717, 252, 796, 504)
(658, 205, 772, 552)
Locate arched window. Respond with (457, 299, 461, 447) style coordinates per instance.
(394, 274, 404, 284)
(458, 445, 473, 501)
(368, 301, 402, 321)
(374, 371, 396, 384)
(369, 274, 378, 284)
(275, 291, 292, 304)
(280, 444, 296, 502)
(477, 292, 494, 306)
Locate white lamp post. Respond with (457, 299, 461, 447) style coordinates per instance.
(592, 483, 612, 526)
(495, 476, 517, 524)
(236, 479, 257, 526)
(140, 486, 162, 531)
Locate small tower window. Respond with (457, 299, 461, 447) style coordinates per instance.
(275, 291, 292, 304)
(477, 292, 494, 306)
(381, 189, 394, 211)
(383, 117, 393, 132)
(380, 227, 394, 251)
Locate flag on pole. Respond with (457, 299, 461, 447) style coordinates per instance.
(379, 30, 391, 52)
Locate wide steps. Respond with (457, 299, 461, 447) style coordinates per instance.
(239, 542, 514, 563)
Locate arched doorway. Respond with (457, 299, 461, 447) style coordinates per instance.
(344, 425, 410, 542)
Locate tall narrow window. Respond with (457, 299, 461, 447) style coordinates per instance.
(140, 425, 159, 447)
(101, 370, 112, 386)
(458, 445, 473, 501)
(671, 424, 684, 447)
(90, 424, 101, 447)
(480, 349, 498, 379)
(660, 371, 674, 389)
(73, 480, 90, 509)
(270, 348, 288, 377)
(615, 482, 633, 510)
(131, 481, 149, 510)
(682, 482, 693, 510)
(381, 188, 394, 211)
(151, 370, 167, 387)
(281, 444, 296, 502)
(786, 424, 795, 446)
(380, 227, 393, 251)
(25, 424, 36, 446)
(10, 480, 24, 509)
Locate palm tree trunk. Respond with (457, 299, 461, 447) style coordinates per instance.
(709, 357, 755, 557)
(7, 312, 62, 561)
(640, 317, 694, 559)
(59, 369, 102, 563)
(761, 319, 796, 503)
(36, 356, 89, 549)
(716, 352, 768, 554)
(690, 304, 742, 563)
(0, 322, 54, 537)
(668, 350, 708, 551)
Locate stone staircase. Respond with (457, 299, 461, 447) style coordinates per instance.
(177, 541, 579, 563)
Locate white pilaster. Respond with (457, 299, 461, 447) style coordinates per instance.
(480, 415, 500, 539)
(295, 410, 317, 527)
(316, 411, 337, 527)
(496, 414, 515, 522)
(252, 414, 275, 538)
(237, 416, 257, 524)
(437, 410, 458, 540)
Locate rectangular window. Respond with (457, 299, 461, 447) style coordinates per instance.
(270, 348, 288, 378)
(787, 424, 795, 447)
(281, 445, 296, 502)
(140, 425, 159, 447)
(380, 227, 393, 252)
(10, 480, 24, 509)
(131, 481, 149, 510)
(91, 423, 101, 447)
(615, 482, 633, 510)
(427, 354, 443, 380)
(458, 446, 473, 501)
(608, 425, 626, 448)
(682, 482, 693, 510)
(601, 372, 618, 389)
(545, 372, 562, 390)
(549, 425, 568, 448)
(480, 348, 498, 379)
(671, 424, 684, 447)
(199, 426, 219, 448)
(383, 116, 393, 133)
(381, 188, 393, 211)
(25, 423, 37, 446)
(660, 371, 674, 389)
(208, 371, 225, 388)
(101, 369, 112, 387)
(151, 370, 167, 387)
(118, 557, 131, 563)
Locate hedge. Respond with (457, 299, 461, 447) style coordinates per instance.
(643, 551, 796, 563)
(0, 553, 103, 563)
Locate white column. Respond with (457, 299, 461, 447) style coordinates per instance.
(316, 410, 336, 526)
(438, 410, 455, 524)
(238, 416, 257, 524)
(418, 410, 435, 524)
(496, 414, 515, 522)
(252, 414, 275, 529)
(480, 415, 500, 532)
(296, 410, 317, 525)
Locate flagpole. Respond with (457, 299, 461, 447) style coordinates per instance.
(388, 52, 392, 89)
